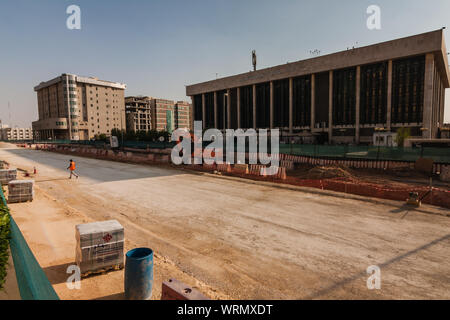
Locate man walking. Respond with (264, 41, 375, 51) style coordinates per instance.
(67, 159, 79, 179)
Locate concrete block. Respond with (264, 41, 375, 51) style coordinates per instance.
(161, 279, 210, 300)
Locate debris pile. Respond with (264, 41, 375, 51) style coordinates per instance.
(305, 166, 353, 179)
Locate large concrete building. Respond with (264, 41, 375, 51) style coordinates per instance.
(186, 30, 450, 144)
(33, 74, 126, 140)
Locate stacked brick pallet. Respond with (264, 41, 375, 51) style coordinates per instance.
(0, 169, 17, 185)
(8, 180, 34, 203)
(76, 220, 124, 275)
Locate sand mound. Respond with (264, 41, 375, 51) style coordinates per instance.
(305, 166, 353, 179)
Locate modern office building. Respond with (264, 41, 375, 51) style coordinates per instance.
(33, 74, 126, 140)
(186, 29, 450, 144)
(125, 96, 153, 132)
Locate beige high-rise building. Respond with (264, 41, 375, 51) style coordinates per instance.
(33, 74, 126, 141)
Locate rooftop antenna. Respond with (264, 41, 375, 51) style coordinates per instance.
(252, 50, 257, 71)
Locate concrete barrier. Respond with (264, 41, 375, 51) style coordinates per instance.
(249, 164, 265, 176)
(161, 279, 209, 300)
(280, 160, 294, 171)
(233, 164, 249, 174)
(217, 163, 231, 173)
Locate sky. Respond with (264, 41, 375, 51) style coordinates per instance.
(0, 0, 450, 127)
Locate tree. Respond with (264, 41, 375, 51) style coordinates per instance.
(395, 127, 411, 147)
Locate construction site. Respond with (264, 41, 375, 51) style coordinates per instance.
(1, 140, 449, 300)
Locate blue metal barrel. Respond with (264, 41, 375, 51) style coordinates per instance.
(124, 248, 154, 300)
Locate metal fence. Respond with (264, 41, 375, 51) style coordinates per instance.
(279, 144, 450, 164)
(0, 188, 59, 300)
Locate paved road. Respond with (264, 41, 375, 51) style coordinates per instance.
(1, 145, 449, 299)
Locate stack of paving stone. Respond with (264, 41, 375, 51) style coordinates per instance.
(0, 168, 17, 185)
(8, 180, 34, 203)
(75, 220, 124, 275)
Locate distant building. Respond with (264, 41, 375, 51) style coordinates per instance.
(151, 98, 175, 132)
(125, 97, 192, 133)
(186, 29, 449, 145)
(33, 74, 126, 141)
(0, 127, 33, 141)
(125, 96, 152, 133)
(175, 101, 191, 130)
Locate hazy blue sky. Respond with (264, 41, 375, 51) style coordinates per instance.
(0, 0, 450, 127)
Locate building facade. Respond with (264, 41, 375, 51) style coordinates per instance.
(151, 98, 176, 132)
(126, 97, 192, 133)
(33, 74, 126, 140)
(186, 30, 450, 145)
(174, 101, 191, 130)
(0, 127, 33, 141)
(125, 96, 152, 132)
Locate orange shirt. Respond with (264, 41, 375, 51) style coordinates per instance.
(70, 161, 76, 171)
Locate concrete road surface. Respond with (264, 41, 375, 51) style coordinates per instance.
(1, 145, 449, 299)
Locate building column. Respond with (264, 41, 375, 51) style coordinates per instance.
(328, 71, 333, 143)
(355, 66, 361, 144)
(253, 84, 257, 129)
(386, 60, 393, 132)
(270, 81, 274, 129)
(227, 89, 231, 129)
(214, 91, 218, 128)
(289, 77, 293, 134)
(202, 93, 206, 127)
(237, 87, 241, 129)
(423, 53, 435, 139)
(311, 74, 315, 131)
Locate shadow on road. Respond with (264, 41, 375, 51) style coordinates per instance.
(305, 233, 450, 299)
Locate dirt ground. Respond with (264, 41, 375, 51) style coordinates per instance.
(1, 144, 449, 300)
(290, 163, 450, 191)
